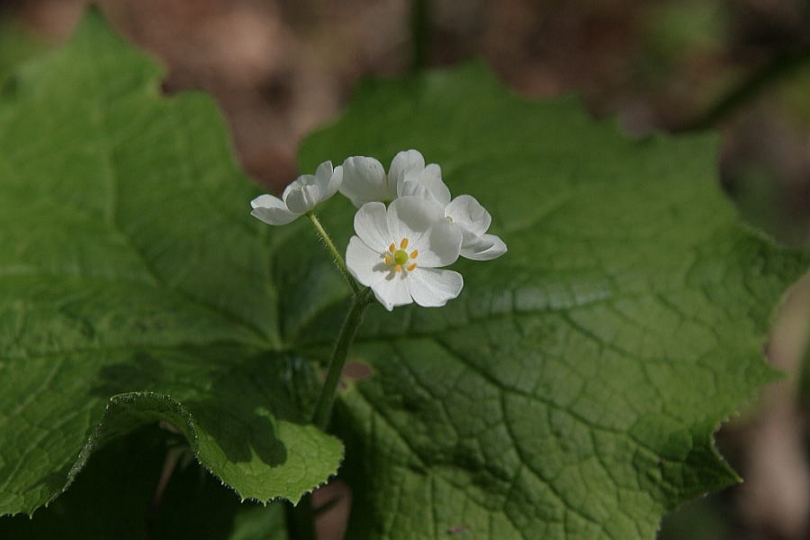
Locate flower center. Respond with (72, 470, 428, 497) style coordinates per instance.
(384, 238, 419, 273)
(394, 249, 409, 265)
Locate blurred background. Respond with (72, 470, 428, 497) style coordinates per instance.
(2, 1, 810, 538)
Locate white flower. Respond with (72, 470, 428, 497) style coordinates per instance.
(444, 195, 507, 261)
(346, 196, 464, 311)
(340, 149, 443, 208)
(400, 178, 506, 261)
(251, 161, 342, 225)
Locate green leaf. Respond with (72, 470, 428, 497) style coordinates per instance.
(296, 64, 810, 538)
(0, 425, 288, 539)
(0, 11, 342, 516)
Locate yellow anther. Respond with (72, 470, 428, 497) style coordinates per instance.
(385, 238, 417, 273)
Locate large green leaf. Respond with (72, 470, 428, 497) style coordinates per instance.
(0, 11, 342, 516)
(297, 66, 810, 538)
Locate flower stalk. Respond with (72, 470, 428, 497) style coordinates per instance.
(306, 211, 371, 428)
(307, 212, 360, 295)
(312, 287, 373, 429)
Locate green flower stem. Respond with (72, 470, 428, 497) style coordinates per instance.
(307, 212, 360, 295)
(312, 288, 374, 429)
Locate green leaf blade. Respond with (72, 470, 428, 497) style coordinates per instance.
(0, 11, 342, 516)
(299, 65, 810, 539)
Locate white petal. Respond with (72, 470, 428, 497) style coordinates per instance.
(250, 194, 300, 225)
(250, 193, 281, 210)
(413, 219, 462, 268)
(388, 150, 425, 191)
(251, 207, 299, 225)
(314, 160, 334, 183)
(397, 179, 424, 198)
(408, 267, 463, 307)
(388, 196, 444, 246)
(281, 176, 307, 199)
(340, 156, 390, 207)
(457, 226, 481, 249)
(445, 194, 491, 236)
(371, 273, 413, 311)
(312, 161, 337, 196)
(354, 202, 391, 250)
(399, 164, 451, 207)
(325, 164, 343, 199)
(285, 183, 321, 214)
(346, 236, 388, 287)
(460, 233, 508, 261)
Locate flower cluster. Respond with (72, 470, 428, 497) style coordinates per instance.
(251, 150, 506, 310)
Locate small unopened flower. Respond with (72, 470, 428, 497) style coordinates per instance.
(251, 161, 342, 226)
(346, 197, 464, 310)
(340, 150, 443, 208)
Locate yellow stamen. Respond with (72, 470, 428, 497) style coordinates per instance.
(384, 253, 393, 265)
(388, 243, 396, 253)
(410, 250, 418, 259)
(400, 238, 409, 249)
(394, 264, 402, 272)
(406, 263, 417, 272)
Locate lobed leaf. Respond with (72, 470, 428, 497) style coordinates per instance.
(298, 64, 810, 539)
(0, 11, 342, 516)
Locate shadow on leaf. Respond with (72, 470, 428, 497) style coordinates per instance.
(88, 347, 319, 469)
